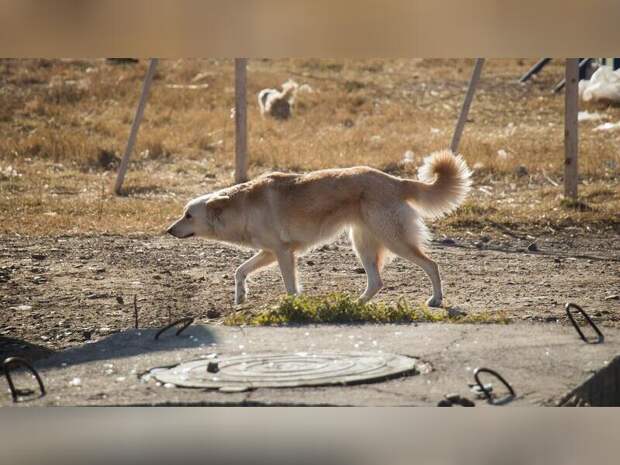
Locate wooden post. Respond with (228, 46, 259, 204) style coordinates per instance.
(564, 58, 579, 199)
(234, 58, 248, 184)
(451, 58, 484, 153)
(114, 58, 159, 195)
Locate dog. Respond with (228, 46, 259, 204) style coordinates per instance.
(258, 79, 299, 120)
(167, 150, 472, 307)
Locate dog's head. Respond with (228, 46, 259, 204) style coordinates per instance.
(167, 193, 230, 239)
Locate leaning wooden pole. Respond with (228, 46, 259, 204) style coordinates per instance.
(234, 58, 248, 184)
(114, 58, 159, 194)
(564, 58, 579, 199)
(451, 58, 485, 153)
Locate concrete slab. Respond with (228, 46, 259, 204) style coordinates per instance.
(2, 323, 619, 406)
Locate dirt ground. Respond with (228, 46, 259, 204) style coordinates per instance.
(1, 228, 618, 361)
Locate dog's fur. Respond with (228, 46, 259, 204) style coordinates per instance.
(167, 150, 472, 306)
(258, 80, 299, 120)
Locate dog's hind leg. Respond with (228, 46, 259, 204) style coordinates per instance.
(364, 204, 443, 307)
(235, 250, 276, 304)
(397, 246, 443, 308)
(350, 226, 386, 302)
(275, 248, 300, 295)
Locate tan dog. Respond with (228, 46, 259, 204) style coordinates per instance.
(167, 150, 472, 306)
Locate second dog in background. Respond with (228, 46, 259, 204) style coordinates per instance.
(258, 79, 299, 120)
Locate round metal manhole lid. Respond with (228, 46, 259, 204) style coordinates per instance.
(148, 352, 417, 390)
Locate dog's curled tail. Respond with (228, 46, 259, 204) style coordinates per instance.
(280, 79, 299, 101)
(401, 150, 472, 218)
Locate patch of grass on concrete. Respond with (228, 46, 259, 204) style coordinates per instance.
(224, 293, 510, 326)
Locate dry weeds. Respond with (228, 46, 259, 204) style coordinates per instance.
(1, 58, 618, 236)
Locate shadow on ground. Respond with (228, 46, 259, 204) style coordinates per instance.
(31, 325, 218, 369)
(0, 336, 55, 368)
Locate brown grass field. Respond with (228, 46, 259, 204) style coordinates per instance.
(1, 59, 619, 358)
(1, 58, 618, 235)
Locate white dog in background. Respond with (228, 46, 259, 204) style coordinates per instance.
(258, 79, 299, 120)
(167, 150, 472, 307)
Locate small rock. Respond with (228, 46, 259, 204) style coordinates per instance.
(10, 305, 33, 311)
(437, 399, 452, 407)
(206, 309, 221, 319)
(445, 393, 461, 402)
(116, 296, 125, 305)
(86, 292, 108, 299)
(527, 242, 538, 252)
(354, 267, 366, 274)
(440, 238, 456, 245)
(306, 260, 315, 266)
(31, 254, 46, 260)
(480, 235, 491, 243)
(474, 241, 483, 249)
(82, 330, 92, 340)
(471, 383, 493, 398)
(69, 377, 82, 386)
(447, 307, 467, 318)
(604, 294, 619, 301)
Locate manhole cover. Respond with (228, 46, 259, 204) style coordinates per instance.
(147, 352, 417, 390)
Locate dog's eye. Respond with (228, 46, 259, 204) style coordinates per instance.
(185, 212, 192, 220)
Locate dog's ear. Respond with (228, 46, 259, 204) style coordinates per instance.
(204, 195, 230, 220)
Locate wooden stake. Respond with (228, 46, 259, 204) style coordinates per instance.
(133, 295, 139, 329)
(564, 58, 579, 199)
(114, 58, 159, 195)
(451, 58, 485, 154)
(234, 58, 248, 184)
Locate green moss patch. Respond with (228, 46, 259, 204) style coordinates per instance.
(224, 293, 510, 326)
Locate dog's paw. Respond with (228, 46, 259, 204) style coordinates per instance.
(426, 296, 443, 308)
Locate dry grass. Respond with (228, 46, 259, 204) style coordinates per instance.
(1, 58, 618, 236)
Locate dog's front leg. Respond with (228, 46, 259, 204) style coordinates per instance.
(275, 248, 300, 295)
(234, 250, 276, 304)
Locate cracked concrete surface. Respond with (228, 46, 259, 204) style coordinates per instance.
(2, 323, 618, 406)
